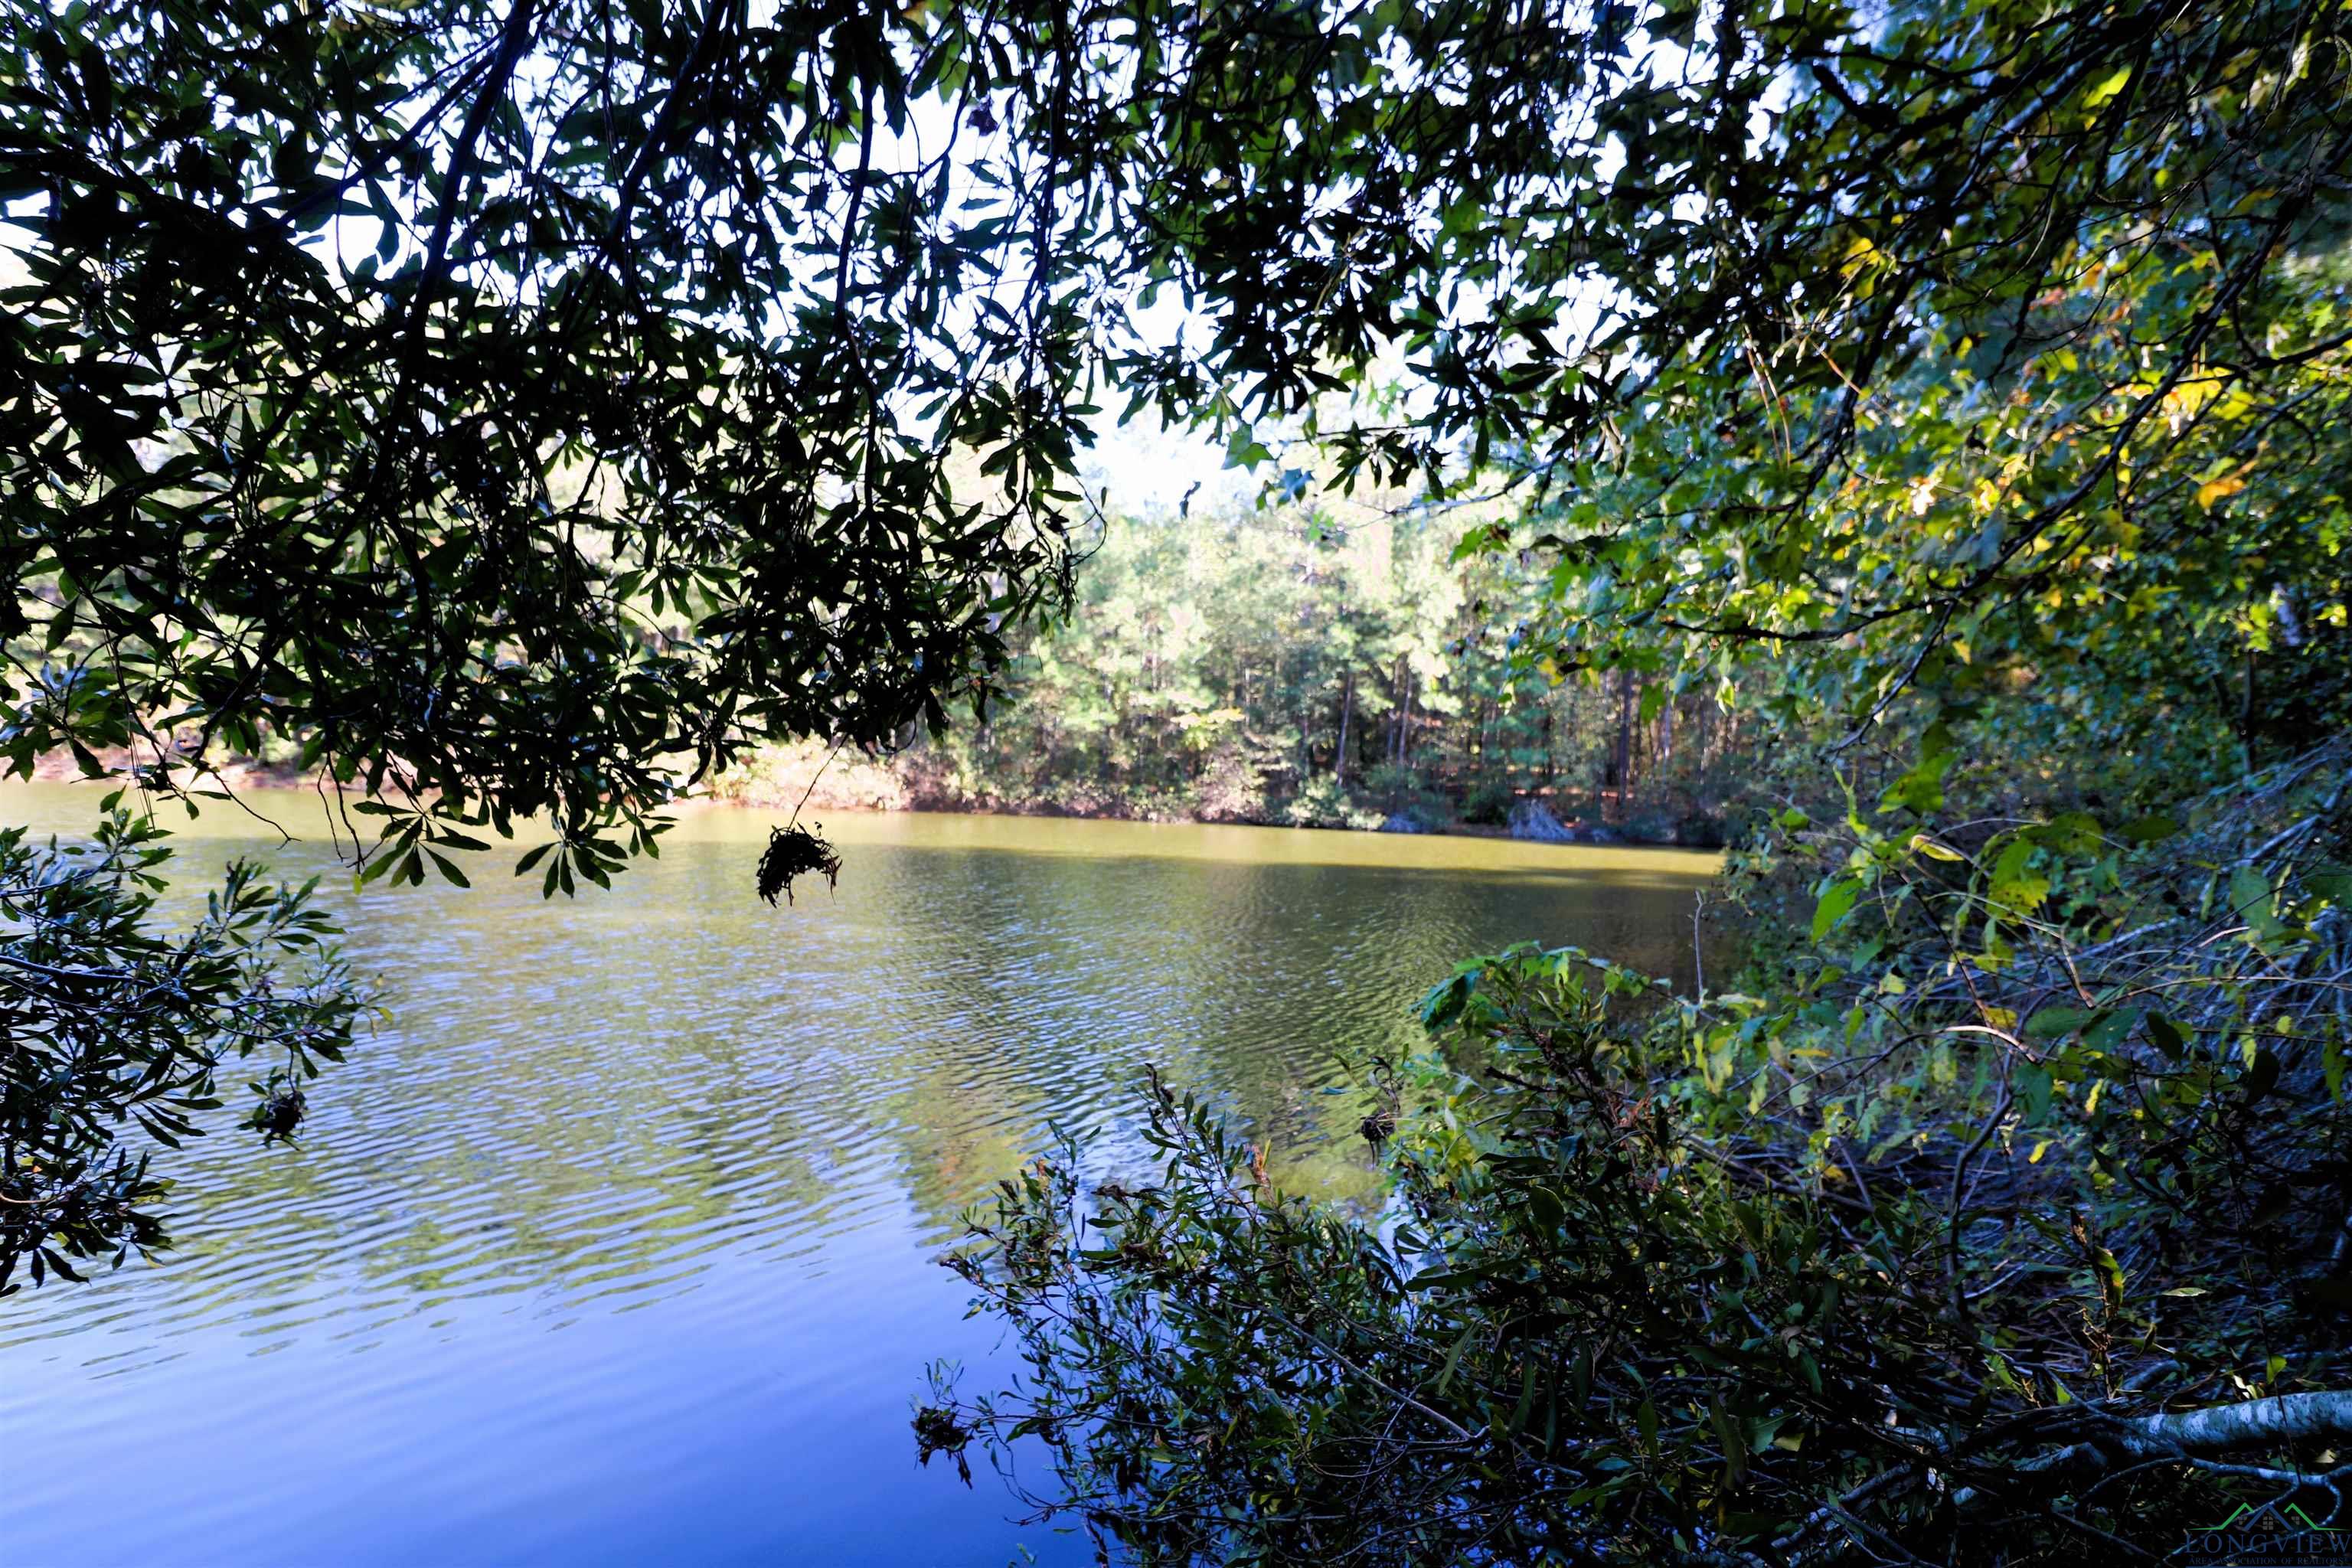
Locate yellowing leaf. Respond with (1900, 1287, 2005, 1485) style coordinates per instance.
(2197, 472, 2247, 510)
(1841, 235, 1889, 281)
(2084, 64, 2133, 109)
(2164, 376, 2224, 422)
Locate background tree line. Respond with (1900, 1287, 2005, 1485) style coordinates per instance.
(724, 498, 1759, 844)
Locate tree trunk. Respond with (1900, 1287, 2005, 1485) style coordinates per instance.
(1613, 668, 1633, 816)
(1694, 696, 1713, 812)
(1334, 668, 1356, 786)
(1400, 672, 1416, 766)
(1389, 656, 1406, 764)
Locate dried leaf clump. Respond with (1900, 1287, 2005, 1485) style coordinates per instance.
(756, 823, 841, 906)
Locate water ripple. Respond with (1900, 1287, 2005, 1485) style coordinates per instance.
(0, 790, 1716, 1566)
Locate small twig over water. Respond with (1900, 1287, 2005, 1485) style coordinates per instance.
(758, 741, 846, 906)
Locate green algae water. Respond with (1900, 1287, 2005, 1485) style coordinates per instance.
(0, 785, 1715, 1566)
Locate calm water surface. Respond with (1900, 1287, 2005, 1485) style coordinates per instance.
(0, 785, 1715, 1566)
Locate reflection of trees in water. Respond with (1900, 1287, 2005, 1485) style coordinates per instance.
(0, 808, 1714, 1347)
(867, 848, 1717, 1230)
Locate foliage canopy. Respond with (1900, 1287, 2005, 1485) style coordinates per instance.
(15, 0, 2345, 846)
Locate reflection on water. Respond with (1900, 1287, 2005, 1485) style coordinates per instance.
(0, 786, 1714, 1566)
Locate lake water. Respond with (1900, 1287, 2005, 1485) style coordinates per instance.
(0, 785, 1715, 1566)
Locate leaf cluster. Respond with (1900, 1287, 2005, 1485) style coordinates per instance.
(0, 799, 374, 1292)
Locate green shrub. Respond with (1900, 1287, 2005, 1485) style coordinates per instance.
(1278, 777, 1383, 831)
(1460, 778, 1514, 825)
(1361, 761, 1422, 806)
(926, 748, 2352, 1563)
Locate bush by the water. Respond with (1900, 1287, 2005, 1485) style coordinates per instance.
(929, 744, 2352, 1562)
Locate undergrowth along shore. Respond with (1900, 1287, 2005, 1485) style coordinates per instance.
(708, 740, 1733, 848)
(24, 743, 1724, 850)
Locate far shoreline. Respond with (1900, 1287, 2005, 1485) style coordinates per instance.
(16, 752, 1730, 852)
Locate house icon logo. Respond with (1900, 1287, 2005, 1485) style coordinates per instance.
(2177, 1499, 2351, 1566)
